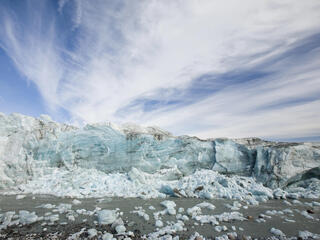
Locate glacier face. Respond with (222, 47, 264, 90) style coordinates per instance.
(0, 113, 76, 188)
(34, 124, 214, 176)
(0, 113, 319, 198)
(213, 138, 320, 188)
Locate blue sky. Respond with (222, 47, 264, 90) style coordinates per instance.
(0, 0, 320, 141)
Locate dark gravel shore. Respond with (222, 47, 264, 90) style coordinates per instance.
(0, 195, 320, 239)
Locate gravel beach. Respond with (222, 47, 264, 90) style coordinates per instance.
(1, 195, 320, 239)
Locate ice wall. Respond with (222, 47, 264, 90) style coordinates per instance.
(213, 138, 320, 188)
(33, 124, 214, 176)
(0, 113, 319, 191)
(0, 113, 76, 188)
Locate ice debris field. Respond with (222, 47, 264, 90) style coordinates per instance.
(0, 113, 320, 239)
(0, 195, 320, 239)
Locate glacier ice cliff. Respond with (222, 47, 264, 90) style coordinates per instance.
(0, 113, 319, 199)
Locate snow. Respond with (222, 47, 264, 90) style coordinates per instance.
(0, 113, 320, 201)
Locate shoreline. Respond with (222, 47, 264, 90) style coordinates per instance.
(1, 195, 320, 239)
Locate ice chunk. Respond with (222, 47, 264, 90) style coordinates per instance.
(201, 191, 214, 199)
(273, 188, 287, 199)
(193, 215, 218, 225)
(161, 200, 176, 215)
(72, 199, 81, 205)
(312, 201, 320, 207)
(46, 214, 59, 223)
(300, 210, 314, 220)
(187, 206, 202, 217)
(189, 232, 205, 240)
(225, 201, 241, 210)
(155, 220, 164, 227)
(97, 210, 118, 225)
(115, 224, 126, 234)
(128, 168, 146, 184)
(196, 202, 215, 210)
(67, 227, 86, 240)
(270, 227, 285, 238)
(102, 233, 114, 240)
(215, 211, 245, 222)
(149, 205, 156, 210)
(215, 226, 222, 232)
(57, 203, 72, 214)
(16, 195, 26, 200)
(131, 207, 149, 221)
(299, 231, 320, 239)
(67, 215, 75, 221)
(0, 211, 15, 230)
(87, 228, 97, 238)
(19, 210, 38, 225)
(284, 218, 295, 223)
(37, 203, 56, 209)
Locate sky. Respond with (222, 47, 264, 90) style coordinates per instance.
(0, 0, 320, 141)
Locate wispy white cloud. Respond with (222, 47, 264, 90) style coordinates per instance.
(0, 0, 320, 139)
(0, 2, 63, 110)
(58, 0, 69, 13)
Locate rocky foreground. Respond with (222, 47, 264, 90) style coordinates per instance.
(1, 195, 320, 240)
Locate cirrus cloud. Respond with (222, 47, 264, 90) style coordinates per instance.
(0, 0, 320, 140)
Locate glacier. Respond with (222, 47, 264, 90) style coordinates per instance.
(0, 112, 319, 200)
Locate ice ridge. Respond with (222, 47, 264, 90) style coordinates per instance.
(0, 113, 319, 199)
